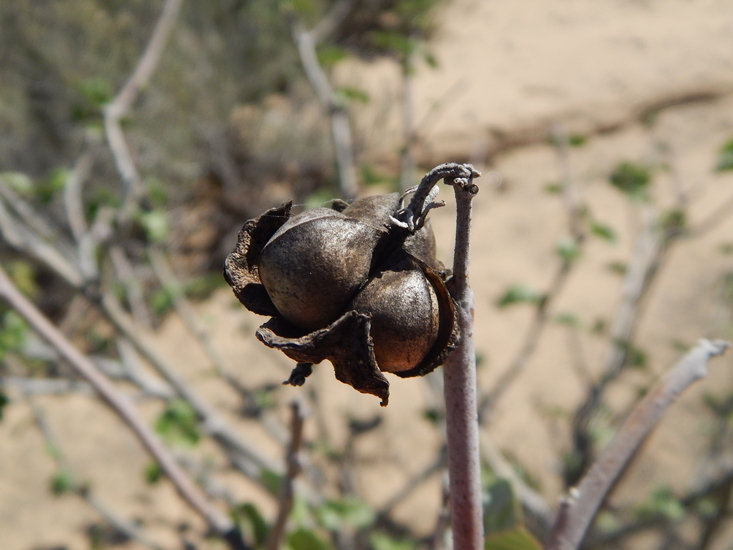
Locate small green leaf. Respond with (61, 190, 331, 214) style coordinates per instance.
(568, 134, 587, 147)
(154, 399, 200, 448)
(150, 287, 174, 316)
(484, 528, 542, 550)
(0, 172, 34, 195)
(231, 502, 269, 546)
(484, 479, 520, 535)
(422, 407, 444, 424)
(609, 162, 651, 198)
(543, 182, 563, 195)
(317, 45, 349, 68)
(0, 391, 9, 421)
(496, 285, 543, 308)
(144, 462, 163, 485)
(0, 310, 28, 361)
(659, 209, 686, 237)
(606, 261, 626, 276)
(556, 238, 581, 263)
(51, 470, 75, 495)
(715, 138, 733, 172)
(554, 312, 581, 328)
(138, 210, 169, 243)
(635, 487, 684, 521)
(370, 531, 415, 550)
(260, 468, 284, 496)
(316, 497, 375, 530)
(287, 527, 333, 550)
(589, 221, 616, 243)
(336, 87, 370, 105)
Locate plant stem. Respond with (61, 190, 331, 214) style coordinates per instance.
(443, 169, 483, 550)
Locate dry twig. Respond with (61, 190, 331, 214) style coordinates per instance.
(545, 339, 731, 550)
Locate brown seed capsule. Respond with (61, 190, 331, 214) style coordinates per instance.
(258, 207, 383, 331)
(349, 258, 440, 373)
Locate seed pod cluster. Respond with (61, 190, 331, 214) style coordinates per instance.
(224, 165, 477, 405)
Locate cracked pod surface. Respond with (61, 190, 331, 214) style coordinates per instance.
(224, 193, 458, 405)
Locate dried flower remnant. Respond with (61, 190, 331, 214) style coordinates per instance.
(224, 163, 480, 405)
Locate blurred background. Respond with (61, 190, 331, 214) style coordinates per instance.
(2, 0, 733, 549)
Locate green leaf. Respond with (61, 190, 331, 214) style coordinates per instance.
(0, 391, 9, 421)
(543, 182, 563, 195)
(287, 527, 333, 550)
(370, 531, 415, 550)
(260, 468, 284, 496)
(138, 210, 169, 243)
(150, 287, 174, 316)
(316, 497, 375, 530)
(609, 162, 651, 199)
(554, 312, 581, 328)
(589, 221, 616, 243)
(336, 86, 370, 105)
(496, 285, 543, 308)
(0, 172, 34, 195)
(568, 134, 587, 147)
(484, 528, 542, 550)
(635, 487, 684, 521)
(0, 310, 28, 361)
(51, 469, 75, 495)
(317, 45, 349, 68)
(144, 462, 163, 485)
(484, 479, 520, 535)
(154, 399, 200, 448)
(556, 238, 581, 263)
(715, 138, 733, 172)
(231, 502, 269, 546)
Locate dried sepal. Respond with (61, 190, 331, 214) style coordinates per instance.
(224, 202, 292, 316)
(257, 311, 390, 405)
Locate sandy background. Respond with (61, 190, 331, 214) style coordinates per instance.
(3, 0, 733, 549)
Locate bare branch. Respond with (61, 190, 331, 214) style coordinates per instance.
(110, 245, 153, 329)
(99, 290, 282, 478)
(545, 339, 731, 550)
(443, 166, 483, 550)
(103, 0, 184, 222)
(311, 0, 354, 44)
(266, 400, 307, 550)
(0, 263, 240, 543)
(290, 17, 358, 199)
(379, 448, 446, 518)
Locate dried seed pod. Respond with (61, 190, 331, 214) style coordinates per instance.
(223, 173, 472, 405)
(349, 257, 440, 373)
(258, 207, 382, 331)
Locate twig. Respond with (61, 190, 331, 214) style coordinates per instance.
(442, 165, 483, 550)
(148, 248, 237, 385)
(289, 16, 358, 199)
(266, 400, 307, 550)
(103, 0, 184, 223)
(110, 245, 153, 330)
(25, 395, 172, 550)
(0, 193, 85, 287)
(99, 290, 281, 478)
(0, 263, 246, 547)
(1, 376, 93, 396)
(311, 0, 354, 44)
(545, 339, 731, 550)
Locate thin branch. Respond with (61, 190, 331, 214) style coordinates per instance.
(428, 473, 451, 550)
(104, 0, 184, 222)
(148, 248, 237, 385)
(545, 339, 731, 550)
(443, 165, 483, 550)
(290, 16, 358, 199)
(266, 400, 307, 550)
(311, 0, 354, 44)
(25, 395, 173, 550)
(99, 290, 282, 478)
(110, 245, 153, 330)
(0, 263, 243, 546)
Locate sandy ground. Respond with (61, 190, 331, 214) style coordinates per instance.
(3, 1, 733, 549)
